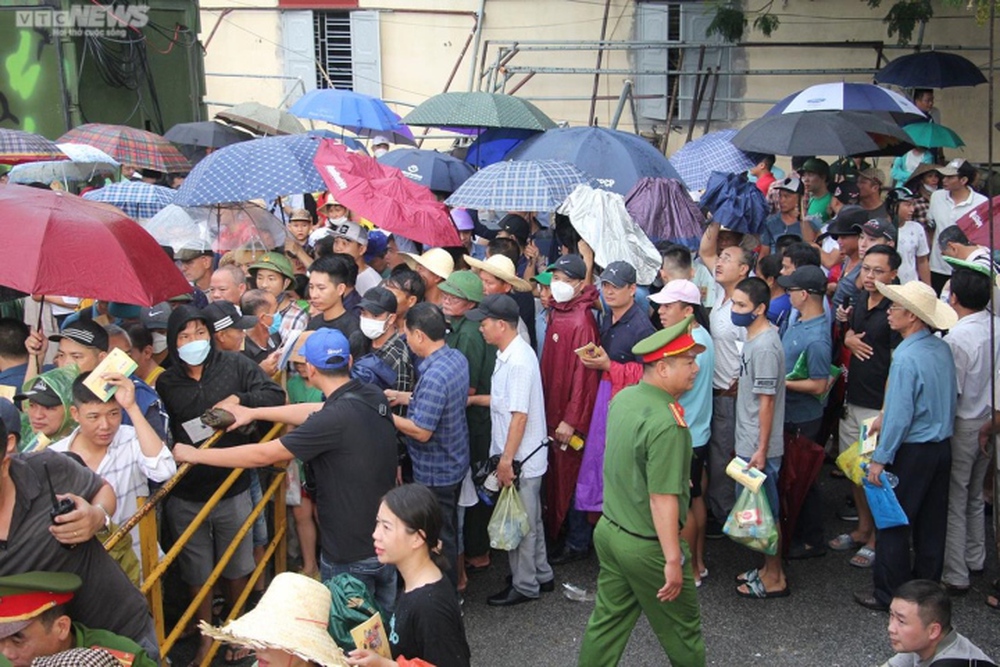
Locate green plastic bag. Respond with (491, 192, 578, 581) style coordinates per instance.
(723, 486, 778, 555)
(488, 485, 530, 551)
(325, 573, 381, 650)
(785, 352, 842, 403)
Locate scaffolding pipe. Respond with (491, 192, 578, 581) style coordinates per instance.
(609, 80, 633, 130)
(588, 0, 612, 126)
(467, 0, 487, 91)
(474, 39, 989, 51)
(501, 66, 885, 77)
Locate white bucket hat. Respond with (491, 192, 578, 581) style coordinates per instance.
(875, 280, 958, 331)
(464, 254, 532, 292)
(402, 247, 454, 280)
(199, 573, 348, 667)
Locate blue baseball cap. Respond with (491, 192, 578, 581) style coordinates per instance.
(302, 328, 350, 370)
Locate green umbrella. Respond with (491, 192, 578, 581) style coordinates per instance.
(903, 121, 964, 149)
(402, 92, 557, 131)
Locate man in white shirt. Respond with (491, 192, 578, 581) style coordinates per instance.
(332, 220, 382, 296)
(941, 264, 999, 592)
(471, 295, 552, 606)
(927, 159, 987, 294)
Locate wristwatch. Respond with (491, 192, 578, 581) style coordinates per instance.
(95, 503, 111, 529)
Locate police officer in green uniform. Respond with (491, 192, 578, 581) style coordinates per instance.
(0, 572, 156, 667)
(579, 316, 706, 667)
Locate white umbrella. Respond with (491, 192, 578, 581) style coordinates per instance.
(143, 202, 286, 254)
(8, 143, 119, 186)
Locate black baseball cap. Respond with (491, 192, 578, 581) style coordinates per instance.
(0, 399, 20, 441)
(466, 294, 520, 324)
(547, 254, 587, 280)
(202, 301, 256, 332)
(857, 218, 898, 244)
(777, 265, 827, 295)
(359, 286, 398, 317)
(14, 377, 62, 408)
(48, 320, 109, 352)
(600, 261, 637, 288)
(832, 181, 860, 206)
(498, 214, 530, 246)
(824, 205, 867, 238)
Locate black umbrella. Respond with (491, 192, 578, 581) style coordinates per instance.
(875, 51, 987, 88)
(164, 121, 253, 149)
(731, 111, 912, 157)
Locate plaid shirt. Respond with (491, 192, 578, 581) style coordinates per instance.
(407, 345, 470, 487)
(911, 197, 931, 228)
(374, 332, 415, 416)
(278, 295, 309, 347)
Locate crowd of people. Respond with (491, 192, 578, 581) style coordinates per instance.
(0, 137, 998, 667)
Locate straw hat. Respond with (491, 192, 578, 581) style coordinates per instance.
(464, 254, 532, 292)
(200, 572, 348, 667)
(402, 248, 454, 280)
(875, 280, 958, 331)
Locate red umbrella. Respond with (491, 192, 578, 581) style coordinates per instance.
(0, 184, 191, 306)
(58, 123, 191, 173)
(313, 139, 461, 247)
(957, 195, 1000, 247)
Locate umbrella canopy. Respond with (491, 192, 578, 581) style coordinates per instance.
(82, 181, 177, 220)
(290, 89, 401, 134)
(557, 184, 661, 285)
(0, 129, 67, 165)
(57, 124, 191, 173)
(216, 102, 306, 136)
(8, 143, 119, 185)
(377, 149, 475, 193)
(164, 121, 252, 149)
(403, 92, 557, 131)
(766, 82, 925, 123)
(956, 195, 1000, 247)
(668, 129, 759, 192)
(313, 140, 461, 248)
(353, 122, 417, 147)
(306, 130, 369, 154)
(731, 111, 912, 157)
(875, 51, 987, 88)
(173, 134, 328, 207)
(445, 159, 596, 212)
(144, 203, 286, 253)
(464, 128, 539, 168)
(699, 172, 769, 235)
(902, 121, 964, 149)
(624, 177, 706, 248)
(0, 184, 190, 305)
(506, 126, 684, 196)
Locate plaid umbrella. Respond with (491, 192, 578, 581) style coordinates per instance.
(403, 92, 557, 131)
(0, 129, 67, 165)
(445, 159, 596, 211)
(668, 129, 759, 192)
(82, 181, 177, 219)
(216, 102, 306, 136)
(57, 124, 191, 173)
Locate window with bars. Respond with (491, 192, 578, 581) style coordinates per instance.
(313, 11, 353, 90)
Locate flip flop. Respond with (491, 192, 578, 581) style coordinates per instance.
(828, 533, 863, 551)
(734, 568, 760, 584)
(987, 595, 1000, 612)
(736, 576, 790, 599)
(850, 546, 876, 568)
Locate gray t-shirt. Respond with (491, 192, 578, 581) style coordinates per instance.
(881, 630, 994, 666)
(735, 327, 786, 459)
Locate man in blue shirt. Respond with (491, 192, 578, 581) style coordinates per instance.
(854, 280, 958, 612)
(391, 302, 471, 589)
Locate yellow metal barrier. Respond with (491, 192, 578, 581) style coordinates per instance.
(104, 422, 288, 664)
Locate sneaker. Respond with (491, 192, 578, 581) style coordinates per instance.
(706, 519, 725, 540)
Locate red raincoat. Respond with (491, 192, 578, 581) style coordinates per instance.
(540, 283, 601, 539)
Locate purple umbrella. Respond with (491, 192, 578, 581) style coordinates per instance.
(624, 177, 705, 249)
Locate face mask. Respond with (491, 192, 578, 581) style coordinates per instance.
(373, 148, 388, 158)
(923, 183, 937, 193)
(550, 280, 577, 303)
(327, 215, 348, 226)
(178, 339, 211, 366)
(730, 310, 758, 328)
(360, 316, 388, 340)
(152, 332, 168, 355)
(267, 311, 283, 336)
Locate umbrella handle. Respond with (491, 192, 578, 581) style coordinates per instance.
(35, 296, 44, 376)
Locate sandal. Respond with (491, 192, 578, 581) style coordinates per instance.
(734, 568, 760, 584)
(223, 645, 255, 666)
(736, 577, 790, 599)
(828, 533, 863, 552)
(987, 595, 1000, 611)
(850, 546, 876, 568)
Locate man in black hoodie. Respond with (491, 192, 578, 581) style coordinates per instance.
(156, 305, 285, 664)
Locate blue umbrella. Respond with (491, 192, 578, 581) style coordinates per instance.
(445, 159, 596, 212)
(875, 51, 987, 89)
(506, 126, 684, 196)
(173, 134, 328, 206)
(465, 128, 539, 168)
(82, 181, 176, 219)
(668, 130, 760, 192)
(699, 172, 769, 235)
(290, 89, 401, 134)
(306, 129, 368, 154)
(765, 82, 924, 124)
(377, 148, 474, 193)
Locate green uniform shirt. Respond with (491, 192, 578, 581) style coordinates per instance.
(603, 381, 692, 539)
(808, 192, 833, 223)
(446, 315, 496, 462)
(74, 622, 157, 667)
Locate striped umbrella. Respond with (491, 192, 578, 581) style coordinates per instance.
(0, 129, 67, 165)
(58, 124, 191, 173)
(83, 181, 177, 220)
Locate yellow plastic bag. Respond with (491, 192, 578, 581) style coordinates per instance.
(836, 440, 869, 486)
(488, 485, 530, 551)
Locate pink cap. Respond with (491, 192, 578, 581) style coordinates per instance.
(650, 279, 701, 306)
(450, 208, 474, 231)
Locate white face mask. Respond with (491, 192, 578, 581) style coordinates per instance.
(152, 332, 168, 355)
(360, 316, 388, 340)
(923, 183, 937, 193)
(550, 280, 577, 303)
(373, 148, 388, 158)
(327, 215, 348, 226)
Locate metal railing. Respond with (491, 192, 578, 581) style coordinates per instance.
(104, 422, 288, 665)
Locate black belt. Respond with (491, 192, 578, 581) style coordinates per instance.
(605, 517, 658, 542)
